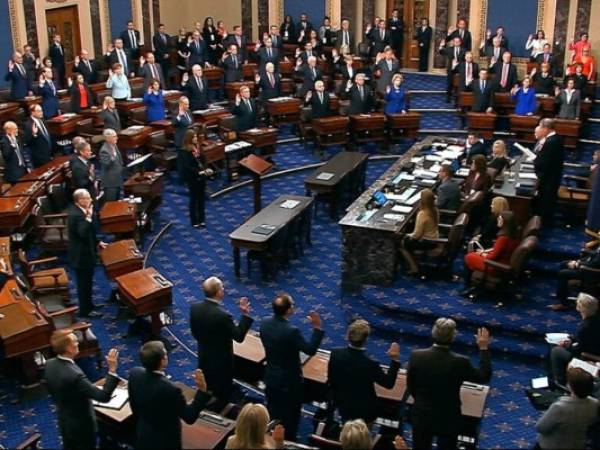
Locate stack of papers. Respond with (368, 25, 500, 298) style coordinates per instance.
(520, 172, 538, 180)
(411, 156, 424, 164)
(392, 173, 415, 184)
(425, 154, 443, 162)
(383, 213, 405, 221)
(456, 168, 470, 177)
(316, 172, 335, 181)
(280, 200, 300, 209)
(569, 358, 599, 376)
(545, 333, 569, 345)
(413, 169, 437, 179)
(92, 387, 129, 410)
(359, 210, 377, 222)
(392, 205, 412, 213)
(404, 192, 421, 205)
(225, 141, 252, 153)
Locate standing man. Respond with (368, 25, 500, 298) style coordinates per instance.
(138, 52, 166, 90)
(336, 18, 355, 54)
(439, 36, 464, 103)
(471, 69, 494, 113)
(48, 34, 66, 86)
(172, 96, 193, 179)
(121, 20, 141, 60)
(187, 30, 206, 67)
(153, 23, 172, 84)
(305, 80, 332, 119)
(295, 55, 322, 97)
(456, 51, 479, 93)
(105, 39, 135, 78)
(190, 276, 253, 411)
(73, 50, 99, 84)
(328, 320, 400, 423)
(128, 341, 211, 449)
(45, 329, 119, 450)
(370, 20, 391, 55)
(5, 52, 32, 100)
(491, 51, 517, 92)
(388, 9, 404, 61)
(67, 188, 106, 317)
(415, 18, 432, 72)
(533, 119, 564, 226)
(70, 140, 97, 200)
(232, 86, 258, 131)
(407, 318, 492, 450)
(221, 44, 244, 82)
(346, 73, 375, 114)
(260, 293, 324, 441)
(181, 65, 209, 111)
(255, 63, 281, 102)
(224, 26, 248, 63)
(257, 37, 280, 72)
(372, 47, 400, 94)
(23, 104, 53, 168)
(99, 129, 124, 201)
(1, 121, 27, 183)
(447, 19, 472, 51)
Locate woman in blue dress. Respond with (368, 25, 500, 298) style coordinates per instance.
(384, 73, 407, 115)
(511, 76, 537, 115)
(37, 68, 60, 119)
(143, 79, 166, 122)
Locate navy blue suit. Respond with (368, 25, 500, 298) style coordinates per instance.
(182, 76, 209, 111)
(23, 118, 53, 168)
(188, 39, 207, 67)
(1, 135, 27, 183)
(4, 65, 31, 100)
(38, 80, 60, 119)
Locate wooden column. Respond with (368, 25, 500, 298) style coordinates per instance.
(142, 0, 152, 47)
(433, 0, 450, 68)
(362, 0, 375, 28)
(242, 0, 253, 40)
(456, 0, 470, 22)
(551, 0, 570, 77)
(258, 0, 269, 38)
(90, 0, 103, 56)
(23, 0, 38, 54)
(574, 0, 592, 38)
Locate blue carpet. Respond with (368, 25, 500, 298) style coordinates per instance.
(0, 72, 595, 449)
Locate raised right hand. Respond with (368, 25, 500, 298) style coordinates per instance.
(386, 85, 391, 94)
(106, 348, 119, 373)
(194, 369, 207, 391)
(476, 327, 490, 350)
(254, 73, 260, 83)
(8, 60, 14, 71)
(387, 342, 400, 360)
(108, 69, 113, 77)
(182, 72, 189, 83)
(67, 77, 73, 87)
(239, 296, 250, 314)
(306, 90, 312, 101)
(74, 56, 80, 66)
(307, 311, 321, 329)
(32, 122, 38, 135)
(235, 93, 241, 105)
(107, 43, 114, 52)
(139, 55, 145, 66)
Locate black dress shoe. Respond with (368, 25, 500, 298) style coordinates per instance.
(192, 224, 201, 229)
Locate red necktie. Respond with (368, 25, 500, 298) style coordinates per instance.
(501, 64, 509, 87)
(269, 73, 274, 87)
(466, 63, 472, 83)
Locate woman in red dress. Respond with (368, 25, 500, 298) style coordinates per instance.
(461, 210, 520, 296)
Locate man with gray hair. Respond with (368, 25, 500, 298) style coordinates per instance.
(70, 139, 97, 201)
(189, 276, 253, 411)
(328, 319, 400, 423)
(99, 128, 123, 201)
(407, 318, 491, 449)
(549, 293, 600, 387)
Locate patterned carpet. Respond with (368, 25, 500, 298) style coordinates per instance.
(0, 72, 597, 449)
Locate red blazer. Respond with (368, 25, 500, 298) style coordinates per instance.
(465, 235, 520, 272)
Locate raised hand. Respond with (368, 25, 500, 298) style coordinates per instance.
(254, 73, 260, 83)
(554, 86, 561, 97)
(528, 34, 534, 41)
(393, 435, 408, 450)
(139, 55, 145, 66)
(295, 48, 301, 57)
(74, 55, 80, 66)
(235, 93, 241, 105)
(67, 77, 73, 87)
(272, 425, 285, 445)
(32, 122, 38, 136)
(8, 60, 14, 71)
(296, 58, 302, 67)
(182, 72, 189, 83)
(38, 74, 45, 84)
(366, 24, 372, 34)
(221, 51, 228, 61)
(254, 42, 260, 51)
(106, 348, 119, 373)
(305, 90, 312, 101)
(307, 311, 321, 329)
(239, 296, 250, 314)
(194, 369, 207, 391)
(386, 85, 391, 94)
(108, 68, 113, 77)
(147, 85, 153, 94)
(387, 342, 400, 360)
(476, 327, 490, 350)
(107, 43, 114, 53)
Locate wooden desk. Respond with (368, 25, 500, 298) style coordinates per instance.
(99, 201, 136, 234)
(0, 297, 51, 358)
(0, 196, 32, 231)
(387, 112, 421, 140)
(201, 140, 226, 166)
(225, 81, 256, 101)
(0, 102, 21, 124)
(493, 92, 515, 116)
(118, 126, 153, 151)
(509, 114, 541, 143)
(466, 112, 497, 139)
(47, 113, 84, 137)
(538, 95, 556, 117)
(0, 279, 24, 308)
(312, 116, 350, 151)
(242, 63, 258, 80)
(124, 172, 164, 201)
(78, 106, 103, 126)
(280, 78, 295, 95)
(554, 119, 582, 149)
(229, 195, 313, 277)
(238, 127, 278, 155)
(3, 180, 46, 199)
(19, 155, 70, 184)
(304, 151, 367, 218)
(193, 107, 230, 127)
(458, 91, 473, 110)
(266, 97, 302, 126)
(0, 236, 12, 274)
(350, 113, 386, 145)
(99, 239, 144, 280)
(203, 67, 225, 89)
(116, 267, 172, 338)
(17, 96, 42, 110)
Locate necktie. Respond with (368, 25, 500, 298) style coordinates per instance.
(86, 60, 91, 72)
(150, 64, 158, 80)
(312, 67, 316, 79)
(57, 44, 62, 55)
(119, 50, 127, 73)
(380, 30, 384, 40)
(11, 138, 24, 166)
(544, 54, 549, 63)
(130, 30, 137, 48)
(233, 55, 238, 69)
(387, 60, 392, 71)
(501, 63, 509, 87)
(481, 80, 485, 91)
(344, 31, 348, 46)
(494, 48, 499, 59)
(460, 29, 464, 39)
(49, 80, 55, 95)
(236, 36, 241, 47)
(245, 99, 252, 112)
(196, 41, 199, 52)
(269, 73, 274, 87)
(454, 47, 458, 60)
(38, 119, 49, 141)
(197, 77, 203, 91)
(318, 92, 323, 104)
(17, 64, 25, 77)
(359, 85, 364, 100)
(534, 140, 543, 153)
(267, 48, 272, 58)
(161, 33, 166, 43)
(466, 63, 472, 83)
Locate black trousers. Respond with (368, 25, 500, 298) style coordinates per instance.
(419, 45, 430, 72)
(550, 345, 574, 386)
(62, 429, 96, 450)
(535, 187, 558, 226)
(266, 385, 303, 441)
(412, 429, 458, 450)
(446, 69, 454, 100)
(75, 268, 95, 316)
(556, 263, 581, 304)
(187, 178, 206, 226)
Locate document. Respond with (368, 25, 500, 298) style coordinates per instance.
(456, 168, 470, 177)
(383, 213, 405, 221)
(398, 187, 416, 202)
(545, 332, 569, 345)
(569, 358, 599, 376)
(519, 172, 538, 180)
(316, 172, 335, 181)
(392, 205, 412, 213)
(392, 173, 415, 184)
(514, 143, 537, 162)
(93, 386, 129, 410)
(280, 200, 300, 209)
(252, 224, 276, 235)
(404, 192, 421, 206)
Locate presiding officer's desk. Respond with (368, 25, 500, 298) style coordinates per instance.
(338, 137, 465, 293)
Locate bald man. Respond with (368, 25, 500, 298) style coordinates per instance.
(1, 121, 28, 183)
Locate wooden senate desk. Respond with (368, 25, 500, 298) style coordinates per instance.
(509, 114, 542, 144)
(238, 127, 278, 156)
(554, 119, 582, 150)
(225, 81, 256, 101)
(78, 106, 103, 126)
(466, 112, 497, 140)
(17, 96, 42, 110)
(312, 116, 350, 152)
(19, 155, 70, 184)
(242, 63, 258, 80)
(116, 267, 172, 338)
(95, 380, 235, 449)
(118, 126, 153, 152)
(0, 196, 33, 232)
(232, 330, 266, 384)
(116, 99, 147, 125)
(266, 97, 302, 126)
(193, 106, 231, 127)
(47, 113, 84, 137)
(99, 239, 144, 280)
(493, 92, 515, 116)
(0, 102, 21, 124)
(387, 112, 422, 140)
(492, 155, 536, 227)
(124, 171, 164, 202)
(304, 151, 368, 218)
(3, 180, 46, 200)
(203, 67, 225, 89)
(99, 200, 136, 234)
(229, 195, 313, 278)
(350, 113, 386, 146)
(339, 137, 466, 293)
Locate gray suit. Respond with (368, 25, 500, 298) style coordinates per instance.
(99, 142, 124, 201)
(556, 89, 581, 120)
(436, 179, 461, 210)
(138, 63, 166, 90)
(372, 58, 400, 94)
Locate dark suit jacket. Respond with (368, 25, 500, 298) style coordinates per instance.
(407, 346, 492, 433)
(295, 65, 323, 97)
(269, 34, 283, 49)
(457, 61, 479, 91)
(481, 46, 508, 63)
(260, 316, 324, 390)
(221, 55, 244, 82)
(535, 53, 558, 76)
(223, 35, 248, 62)
(171, 111, 193, 148)
(67, 203, 97, 269)
(369, 29, 391, 54)
(73, 59, 99, 84)
(439, 46, 465, 72)
(532, 72, 555, 95)
(534, 134, 564, 194)
(4, 67, 31, 100)
(436, 179, 462, 210)
(485, 35, 509, 50)
(447, 29, 472, 51)
(189, 299, 253, 392)
(347, 84, 375, 115)
(328, 347, 400, 422)
(105, 49, 134, 75)
(372, 58, 400, 93)
(139, 63, 166, 90)
(153, 32, 172, 61)
(1, 135, 27, 183)
(257, 72, 281, 101)
(70, 156, 96, 198)
(387, 17, 404, 45)
(415, 26, 433, 49)
(257, 47, 280, 70)
(182, 76, 209, 111)
(471, 80, 495, 112)
(120, 29, 141, 50)
(23, 118, 53, 168)
(571, 314, 600, 356)
(101, 108, 122, 132)
(465, 141, 488, 163)
(335, 29, 355, 53)
(69, 83, 95, 113)
(232, 99, 258, 131)
(307, 91, 332, 119)
(44, 357, 118, 448)
(128, 367, 210, 450)
(490, 62, 518, 91)
(48, 43, 66, 71)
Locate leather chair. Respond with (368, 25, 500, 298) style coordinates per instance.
(417, 213, 469, 274)
(439, 190, 484, 226)
(557, 168, 596, 223)
(298, 106, 315, 145)
(75, 118, 104, 148)
(130, 106, 148, 125)
(217, 115, 238, 143)
(16, 274, 71, 315)
(17, 249, 70, 298)
(521, 215, 542, 238)
(147, 130, 177, 172)
(32, 195, 68, 253)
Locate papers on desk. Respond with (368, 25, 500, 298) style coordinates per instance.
(280, 199, 300, 209)
(519, 172, 538, 180)
(316, 172, 335, 181)
(425, 154, 443, 162)
(224, 141, 252, 153)
(92, 386, 129, 410)
(404, 192, 421, 206)
(411, 156, 424, 164)
(62, 113, 76, 118)
(392, 205, 412, 213)
(419, 179, 436, 186)
(431, 142, 448, 149)
(569, 358, 599, 376)
(456, 168, 470, 177)
(383, 213, 405, 221)
(413, 169, 438, 179)
(246, 128, 262, 133)
(193, 106, 225, 114)
(358, 209, 377, 222)
(439, 149, 464, 160)
(392, 173, 415, 184)
(447, 144, 465, 152)
(385, 187, 415, 203)
(514, 143, 537, 162)
(252, 224, 276, 235)
(428, 163, 442, 173)
(545, 332, 569, 345)
(128, 125, 145, 131)
(129, 98, 143, 102)
(268, 96, 294, 102)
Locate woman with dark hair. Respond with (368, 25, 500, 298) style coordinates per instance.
(463, 154, 492, 195)
(399, 188, 439, 275)
(180, 129, 213, 228)
(462, 210, 520, 296)
(306, 29, 322, 55)
(143, 79, 166, 122)
(525, 30, 547, 61)
(68, 73, 95, 113)
(280, 15, 296, 44)
(203, 17, 220, 65)
(177, 28, 191, 75)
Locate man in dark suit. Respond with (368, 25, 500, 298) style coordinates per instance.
(72, 49, 99, 84)
(67, 187, 105, 317)
(23, 104, 53, 168)
(346, 73, 375, 114)
(407, 318, 492, 450)
(22, 45, 38, 84)
(153, 23, 172, 83)
(480, 36, 507, 68)
(294, 56, 322, 97)
(221, 44, 244, 82)
(1, 121, 28, 183)
(223, 26, 248, 63)
(436, 164, 462, 210)
(5, 52, 32, 100)
(232, 86, 258, 131)
(181, 65, 209, 111)
(188, 30, 207, 67)
(48, 34, 66, 85)
(255, 63, 281, 102)
(260, 293, 324, 440)
(372, 48, 400, 94)
(120, 20, 141, 59)
(328, 320, 400, 423)
(446, 19, 472, 51)
(471, 69, 494, 113)
(298, 41, 319, 63)
(269, 26, 283, 49)
(439, 37, 465, 102)
(491, 51, 518, 92)
(486, 26, 509, 50)
(550, 249, 600, 311)
(257, 37, 280, 72)
(45, 329, 119, 450)
(533, 119, 564, 225)
(138, 52, 166, 90)
(305, 80, 332, 119)
(129, 341, 211, 449)
(369, 20, 391, 55)
(415, 18, 432, 72)
(100, 96, 122, 131)
(172, 96, 193, 150)
(105, 39, 134, 77)
(70, 141, 97, 200)
(535, 44, 557, 76)
(456, 51, 479, 92)
(297, 13, 314, 37)
(335, 18, 355, 54)
(464, 132, 487, 162)
(190, 276, 253, 411)
(388, 9, 404, 60)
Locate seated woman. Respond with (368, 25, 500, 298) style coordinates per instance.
(462, 210, 520, 296)
(488, 140, 511, 173)
(384, 73, 407, 115)
(463, 154, 492, 195)
(565, 63, 589, 93)
(225, 403, 284, 449)
(573, 48, 596, 81)
(143, 79, 166, 122)
(106, 63, 131, 101)
(68, 73, 95, 113)
(531, 62, 555, 95)
(511, 77, 537, 115)
(468, 196, 510, 252)
(399, 188, 439, 275)
(536, 367, 599, 450)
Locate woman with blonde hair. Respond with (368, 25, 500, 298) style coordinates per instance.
(399, 188, 439, 275)
(226, 403, 284, 449)
(488, 140, 510, 173)
(340, 419, 371, 450)
(468, 196, 510, 251)
(384, 73, 407, 115)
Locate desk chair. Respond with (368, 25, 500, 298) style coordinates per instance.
(32, 195, 68, 253)
(0, 433, 42, 450)
(17, 249, 70, 298)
